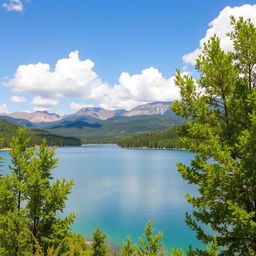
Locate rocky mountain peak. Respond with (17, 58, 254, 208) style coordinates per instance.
(123, 102, 171, 117)
(75, 107, 125, 120)
(0, 111, 62, 123)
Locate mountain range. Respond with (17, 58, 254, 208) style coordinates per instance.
(0, 102, 183, 142)
(0, 102, 172, 123)
(0, 110, 61, 123)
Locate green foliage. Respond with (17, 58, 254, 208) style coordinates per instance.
(172, 16, 256, 255)
(118, 126, 185, 149)
(205, 238, 218, 256)
(0, 119, 81, 148)
(120, 221, 165, 256)
(62, 233, 88, 256)
(137, 221, 164, 256)
(91, 228, 108, 256)
(170, 249, 185, 256)
(25, 229, 88, 256)
(0, 128, 76, 255)
(121, 237, 137, 256)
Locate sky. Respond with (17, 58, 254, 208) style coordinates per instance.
(0, 0, 256, 114)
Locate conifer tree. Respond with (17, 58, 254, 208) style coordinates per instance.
(172, 16, 256, 255)
(137, 221, 164, 256)
(170, 249, 185, 256)
(0, 128, 76, 255)
(91, 228, 108, 256)
(121, 237, 137, 256)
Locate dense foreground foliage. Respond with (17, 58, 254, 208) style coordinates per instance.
(117, 127, 184, 149)
(172, 16, 256, 255)
(0, 119, 81, 147)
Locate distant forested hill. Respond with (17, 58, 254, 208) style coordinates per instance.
(0, 120, 81, 148)
(117, 127, 185, 149)
(38, 114, 183, 143)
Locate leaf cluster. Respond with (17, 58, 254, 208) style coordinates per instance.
(0, 128, 76, 255)
(172, 16, 256, 255)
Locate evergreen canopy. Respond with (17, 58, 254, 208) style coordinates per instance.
(172, 16, 256, 255)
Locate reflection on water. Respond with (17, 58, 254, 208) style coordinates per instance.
(0, 145, 202, 250)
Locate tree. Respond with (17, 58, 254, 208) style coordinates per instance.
(172, 16, 256, 255)
(121, 237, 137, 256)
(0, 128, 76, 255)
(91, 228, 108, 256)
(137, 221, 164, 256)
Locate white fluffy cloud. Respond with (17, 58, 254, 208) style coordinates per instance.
(183, 4, 256, 65)
(11, 96, 27, 103)
(32, 96, 58, 108)
(6, 51, 104, 99)
(2, 0, 24, 11)
(98, 67, 180, 110)
(0, 104, 9, 113)
(6, 51, 180, 110)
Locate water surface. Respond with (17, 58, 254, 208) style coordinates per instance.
(0, 145, 202, 250)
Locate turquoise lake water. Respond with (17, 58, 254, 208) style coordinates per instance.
(0, 145, 202, 251)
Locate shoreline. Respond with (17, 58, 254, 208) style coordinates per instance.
(0, 148, 11, 151)
(0, 144, 186, 151)
(121, 146, 187, 150)
(81, 143, 186, 151)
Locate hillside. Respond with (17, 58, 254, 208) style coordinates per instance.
(117, 127, 185, 149)
(0, 102, 184, 143)
(0, 120, 81, 148)
(0, 115, 34, 127)
(37, 113, 183, 143)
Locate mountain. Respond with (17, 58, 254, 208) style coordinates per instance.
(0, 111, 62, 123)
(0, 102, 183, 143)
(123, 102, 170, 117)
(0, 115, 34, 128)
(0, 102, 172, 124)
(73, 102, 171, 119)
(39, 112, 183, 142)
(0, 119, 81, 148)
(74, 107, 126, 120)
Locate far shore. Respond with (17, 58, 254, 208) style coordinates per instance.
(121, 146, 187, 150)
(0, 144, 186, 151)
(0, 148, 11, 151)
(82, 143, 186, 151)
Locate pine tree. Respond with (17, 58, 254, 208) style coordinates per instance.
(170, 249, 185, 256)
(137, 221, 164, 256)
(172, 16, 256, 255)
(91, 228, 108, 256)
(121, 237, 137, 256)
(0, 128, 76, 255)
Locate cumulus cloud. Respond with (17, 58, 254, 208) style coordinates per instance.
(32, 96, 58, 108)
(5, 51, 180, 110)
(11, 95, 27, 103)
(0, 104, 9, 113)
(6, 51, 104, 99)
(70, 102, 94, 110)
(183, 4, 256, 65)
(2, 0, 24, 11)
(98, 67, 180, 110)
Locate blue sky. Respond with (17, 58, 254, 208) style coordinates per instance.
(0, 0, 256, 113)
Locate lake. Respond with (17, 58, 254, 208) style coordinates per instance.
(0, 144, 202, 251)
